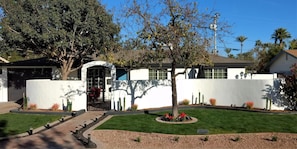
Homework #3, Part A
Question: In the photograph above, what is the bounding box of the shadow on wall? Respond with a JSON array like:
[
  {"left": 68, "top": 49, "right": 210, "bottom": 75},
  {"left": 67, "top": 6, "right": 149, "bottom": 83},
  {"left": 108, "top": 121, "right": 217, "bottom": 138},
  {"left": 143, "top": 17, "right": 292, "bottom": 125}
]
[
  {"left": 262, "top": 80, "right": 283, "bottom": 109},
  {"left": 113, "top": 80, "right": 171, "bottom": 109},
  {"left": 60, "top": 85, "right": 86, "bottom": 110}
]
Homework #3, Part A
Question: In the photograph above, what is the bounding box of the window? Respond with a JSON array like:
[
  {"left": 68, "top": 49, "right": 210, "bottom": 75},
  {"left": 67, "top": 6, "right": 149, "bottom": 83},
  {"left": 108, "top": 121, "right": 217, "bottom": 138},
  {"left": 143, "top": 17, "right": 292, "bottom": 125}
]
[
  {"left": 204, "top": 69, "right": 212, "bottom": 79},
  {"left": 149, "top": 69, "right": 167, "bottom": 80},
  {"left": 214, "top": 68, "right": 227, "bottom": 79},
  {"left": 204, "top": 68, "right": 227, "bottom": 79}
]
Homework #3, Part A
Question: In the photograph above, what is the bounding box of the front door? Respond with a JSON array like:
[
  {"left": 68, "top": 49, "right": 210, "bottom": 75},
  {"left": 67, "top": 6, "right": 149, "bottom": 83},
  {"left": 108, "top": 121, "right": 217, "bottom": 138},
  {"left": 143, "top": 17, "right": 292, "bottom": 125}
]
[{"left": 87, "top": 66, "right": 111, "bottom": 110}]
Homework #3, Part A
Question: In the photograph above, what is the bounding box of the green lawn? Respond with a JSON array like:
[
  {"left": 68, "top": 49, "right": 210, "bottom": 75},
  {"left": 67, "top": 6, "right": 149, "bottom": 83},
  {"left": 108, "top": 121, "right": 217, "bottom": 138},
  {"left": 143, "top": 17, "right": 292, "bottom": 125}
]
[
  {"left": 96, "top": 108, "right": 297, "bottom": 135},
  {"left": 0, "top": 113, "right": 61, "bottom": 137}
]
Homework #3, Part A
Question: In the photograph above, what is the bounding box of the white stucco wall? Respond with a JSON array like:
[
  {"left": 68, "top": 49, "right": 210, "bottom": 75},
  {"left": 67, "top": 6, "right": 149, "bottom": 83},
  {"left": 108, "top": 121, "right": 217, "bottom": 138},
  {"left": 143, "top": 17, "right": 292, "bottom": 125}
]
[
  {"left": 270, "top": 52, "right": 296, "bottom": 74},
  {"left": 0, "top": 67, "right": 8, "bottom": 102},
  {"left": 112, "top": 79, "right": 282, "bottom": 111},
  {"left": 130, "top": 69, "right": 149, "bottom": 80},
  {"left": 227, "top": 68, "right": 246, "bottom": 79},
  {"left": 26, "top": 79, "right": 87, "bottom": 111}
]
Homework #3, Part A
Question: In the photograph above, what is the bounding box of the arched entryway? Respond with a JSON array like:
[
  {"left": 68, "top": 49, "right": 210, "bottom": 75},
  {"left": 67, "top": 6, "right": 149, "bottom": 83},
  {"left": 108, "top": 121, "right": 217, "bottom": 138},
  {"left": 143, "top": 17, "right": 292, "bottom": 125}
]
[{"left": 81, "top": 61, "right": 116, "bottom": 111}]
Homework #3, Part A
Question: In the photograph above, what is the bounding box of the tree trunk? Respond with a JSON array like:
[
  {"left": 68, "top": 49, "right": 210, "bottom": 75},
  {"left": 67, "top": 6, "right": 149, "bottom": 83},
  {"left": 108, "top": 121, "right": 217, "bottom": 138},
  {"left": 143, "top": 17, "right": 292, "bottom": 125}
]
[
  {"left": 61, "top": 70, "right": 70, "bottom": 80},
  {"left": 171, "top": 62, "right": 178, "bottom": 118},
  {"left": 61, "top": 62, "right": 71, "bottom": 80}
]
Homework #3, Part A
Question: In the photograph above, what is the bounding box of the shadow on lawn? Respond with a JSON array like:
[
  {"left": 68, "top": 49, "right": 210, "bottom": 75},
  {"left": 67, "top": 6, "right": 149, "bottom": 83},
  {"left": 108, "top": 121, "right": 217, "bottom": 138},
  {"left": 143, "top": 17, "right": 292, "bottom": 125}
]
[
  {"left": 0, "top": 120, "right": 8, "bottom": 138},
  {"left": 0, "top": 126, "right": 81, "bottom": 149}
]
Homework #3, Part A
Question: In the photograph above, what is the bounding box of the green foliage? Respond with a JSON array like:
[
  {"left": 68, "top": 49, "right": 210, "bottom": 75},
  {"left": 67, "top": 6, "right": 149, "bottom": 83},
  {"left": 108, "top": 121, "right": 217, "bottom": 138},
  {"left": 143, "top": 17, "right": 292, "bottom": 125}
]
[
  {"left": 271, "top": 136, "right": 278, "bottom": 141},
  {"left": 0, "top": 0, "right": 120, "bottom": 79},
  {"left": 252, "top": 41, "right": 282, "bottom": 73},
  {"left": 97, "top": 108, "right": 297, "bottom": 135},
  {"left": 236, "top": 35, "right": 248, "bottom": 55},
  {"left": 289, "top": 39, "right": 297, "bottom": 49},
  {"left": 271, "top": 28, "right": 291, "bottom": 48}
]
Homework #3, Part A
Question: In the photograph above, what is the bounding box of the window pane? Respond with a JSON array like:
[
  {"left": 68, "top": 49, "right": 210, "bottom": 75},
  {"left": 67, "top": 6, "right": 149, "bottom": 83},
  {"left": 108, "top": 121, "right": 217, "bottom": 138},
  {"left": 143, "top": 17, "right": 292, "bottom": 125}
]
[
  {"left": 204, "top": 69, "right": 212, "bottom": 79},
  {"left": 214, "top": 68, "right": 227, "bottom": 79},
  {"left": 159, "top": 70, "right": 167, "bottom": 80},
  {"left": 149, "top": 69, "right": 167, "bottom": 80},
  {"left": 149, "top": 69, "right": 157, "bottom": 80}
]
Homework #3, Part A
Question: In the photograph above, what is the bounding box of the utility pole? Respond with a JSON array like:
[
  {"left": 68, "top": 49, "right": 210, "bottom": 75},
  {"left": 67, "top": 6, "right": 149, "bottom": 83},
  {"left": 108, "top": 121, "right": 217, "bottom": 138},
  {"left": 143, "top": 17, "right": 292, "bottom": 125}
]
[{"left": 209, "top": 13, "right": 220, "bottom": 55}]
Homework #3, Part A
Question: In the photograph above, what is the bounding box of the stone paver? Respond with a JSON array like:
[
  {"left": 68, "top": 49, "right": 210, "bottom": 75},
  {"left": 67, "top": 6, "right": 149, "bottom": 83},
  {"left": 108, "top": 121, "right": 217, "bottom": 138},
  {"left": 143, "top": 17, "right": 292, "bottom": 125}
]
[{"left": 0, "top": 102, "right": 105, "bottom": 149}]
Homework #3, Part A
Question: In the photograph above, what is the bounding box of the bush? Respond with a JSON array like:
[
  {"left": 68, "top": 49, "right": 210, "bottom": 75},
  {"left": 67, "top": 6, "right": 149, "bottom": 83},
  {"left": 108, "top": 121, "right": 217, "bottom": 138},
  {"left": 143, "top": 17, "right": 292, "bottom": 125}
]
[
  {"left": 51, "top": 103, "right": 59, "bottom": 111},
  {"left": 131, "top": 104, "right": 138, "bottom": 111},
  {"left": 280, "top": 64, "right": 297, "bottom": 110},
  {"left": 179, "top": 99, "right": 190, "bottom": 105},
  {"left": 246, "top": 101, "right": 254, "bottom": 109},
  {"left": 29, "top": 104, "right": 37, "bottom": 110},
  {"left": 209, "top": 98, "right": 216, "bottom": 106}
]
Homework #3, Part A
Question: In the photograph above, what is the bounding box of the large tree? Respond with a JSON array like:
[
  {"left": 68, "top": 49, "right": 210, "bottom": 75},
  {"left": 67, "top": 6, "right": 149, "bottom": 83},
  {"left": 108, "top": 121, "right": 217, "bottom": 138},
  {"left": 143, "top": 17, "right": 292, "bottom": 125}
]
[
  {"left": 123, "top": 0, "right": 229, "bottom": 118},
  {"left": 0, "top": 0, "right": 120, "bottom": 80},
  {"left": 271, "top": 27, "right": 291, "bottom": 49}
]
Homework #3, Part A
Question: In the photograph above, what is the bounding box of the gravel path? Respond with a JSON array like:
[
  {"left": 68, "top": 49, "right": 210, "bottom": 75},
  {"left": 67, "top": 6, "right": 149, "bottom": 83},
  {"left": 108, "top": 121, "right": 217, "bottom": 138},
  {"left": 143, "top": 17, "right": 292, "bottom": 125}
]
[{"left": 91, "top": 130, "right": 297, "bottom": 149}]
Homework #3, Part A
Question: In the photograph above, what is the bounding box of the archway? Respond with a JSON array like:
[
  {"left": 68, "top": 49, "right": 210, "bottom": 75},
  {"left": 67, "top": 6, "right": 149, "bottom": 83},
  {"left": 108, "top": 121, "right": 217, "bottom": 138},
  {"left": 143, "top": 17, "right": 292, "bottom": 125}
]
[{"left": 81, "top": 61, "right": 116, "bottom": 110}]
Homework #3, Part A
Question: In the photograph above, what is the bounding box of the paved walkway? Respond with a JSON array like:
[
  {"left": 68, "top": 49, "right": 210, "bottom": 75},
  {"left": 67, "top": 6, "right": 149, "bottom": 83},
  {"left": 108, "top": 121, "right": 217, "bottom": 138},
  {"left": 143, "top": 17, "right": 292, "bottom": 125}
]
[{"left": 0, "top": 102, "right": 105, "bottom": 149}]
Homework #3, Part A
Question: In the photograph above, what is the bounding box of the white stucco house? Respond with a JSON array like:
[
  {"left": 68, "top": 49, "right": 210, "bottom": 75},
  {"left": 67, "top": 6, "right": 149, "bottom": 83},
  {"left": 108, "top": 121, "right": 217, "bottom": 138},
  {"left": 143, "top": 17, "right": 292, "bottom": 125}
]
[
  {"left": 268, "top": 50, "right": 297, "bottom": 75},
  {"left": 0, "top": 54, "right": 253, "bottom": 102},
  {"left": 115, "top": 54, "right": 254, "bottom": 81},
  {"left": 0, "top": 52, "right": 273, "bottom": 110}
]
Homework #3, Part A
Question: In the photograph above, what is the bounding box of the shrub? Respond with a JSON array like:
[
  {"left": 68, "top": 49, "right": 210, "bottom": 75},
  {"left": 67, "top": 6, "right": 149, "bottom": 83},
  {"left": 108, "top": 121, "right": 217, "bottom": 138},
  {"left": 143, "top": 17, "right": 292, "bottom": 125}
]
[
  {"left": 131, "top": 104, "right": 138, "bottom": 111},
  {"left": 232, "top": 136, "right": 241, "bottom": 142},
  {"left": 51, "top": 103, "right": 59, "bottom": 111},
  {"left": 29, "top": 104, "right": 37, "bottom": 110},
  {"left": 173, "top": 136, "right": 180, "bottom": 142},
  {"left": 202, "top": 136, "right": 209, "bottom": 141},
  {"left": 134, "top": 136, "right": 141, "bottom": 142},
  {"left": 271, "top": 136, "right": 278, "bottom": 141},
  {"left": 179, "top": 99, "right": 190, "bottom": 105},
  {"left": 209, "top": 98, "right": 216, "bottom": 106},
  {"left": 280, "top": 64, "right": 297, "bottom": 110},
  {"left": 161, "top": 112, "right": 192, "bottom": 122},
  {"left": 246, "top": 101, "right": 254, "bottom": 109}
]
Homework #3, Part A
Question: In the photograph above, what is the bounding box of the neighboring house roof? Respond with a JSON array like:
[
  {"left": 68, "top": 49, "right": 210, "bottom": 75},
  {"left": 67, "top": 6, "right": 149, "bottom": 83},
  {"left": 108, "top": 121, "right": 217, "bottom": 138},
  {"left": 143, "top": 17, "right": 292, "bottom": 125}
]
[
  {"left": 267, "top": 50, "right": 297, "bottom": 68},
  {"left": 286, "top": 50, "right": 297, "bottom": 58}
]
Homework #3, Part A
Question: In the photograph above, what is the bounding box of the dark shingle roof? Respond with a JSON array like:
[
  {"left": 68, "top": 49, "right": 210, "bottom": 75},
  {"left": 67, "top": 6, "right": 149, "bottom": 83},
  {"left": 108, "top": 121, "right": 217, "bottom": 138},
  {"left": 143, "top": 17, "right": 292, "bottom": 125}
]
[
  {"left": 94, "top": 50, "right": 253, "bottom": 68},
  {"left": 1, "top": 57, "right": 59, "bottom": 66}
]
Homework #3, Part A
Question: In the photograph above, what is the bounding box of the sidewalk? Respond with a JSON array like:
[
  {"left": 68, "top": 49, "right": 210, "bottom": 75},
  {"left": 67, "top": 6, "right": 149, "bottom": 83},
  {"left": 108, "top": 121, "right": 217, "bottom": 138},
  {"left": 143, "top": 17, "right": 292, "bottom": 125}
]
[{"left": 0, "top": 102, "right": 105, "bottom": 149}]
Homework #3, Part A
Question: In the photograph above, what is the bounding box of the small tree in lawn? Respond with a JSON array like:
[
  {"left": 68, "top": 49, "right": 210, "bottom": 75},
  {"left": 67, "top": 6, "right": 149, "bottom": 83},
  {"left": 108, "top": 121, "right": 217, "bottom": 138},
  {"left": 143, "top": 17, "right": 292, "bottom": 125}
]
[
  {"left": 0, "top": 0, "right": 120, "bottom": 80},
  {"left": 124, "top": 0, "right": 229, "bottom": 118}
]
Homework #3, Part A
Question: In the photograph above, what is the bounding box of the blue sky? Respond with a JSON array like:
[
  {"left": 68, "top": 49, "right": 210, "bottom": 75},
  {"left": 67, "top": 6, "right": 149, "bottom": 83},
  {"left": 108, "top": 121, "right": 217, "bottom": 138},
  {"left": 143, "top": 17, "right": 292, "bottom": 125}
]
[{"left": 101, "top": 0, "right": 297, "bottom": 56}]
